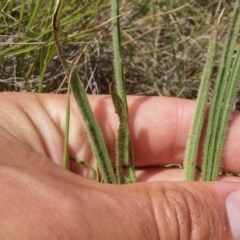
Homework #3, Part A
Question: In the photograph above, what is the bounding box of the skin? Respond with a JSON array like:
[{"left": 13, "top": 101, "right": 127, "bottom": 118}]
[{"left": 0, "top": 92, "right": 240, "bottom": 239}]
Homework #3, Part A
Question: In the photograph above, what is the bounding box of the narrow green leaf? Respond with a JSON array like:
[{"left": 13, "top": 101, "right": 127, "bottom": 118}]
[
  {"left": 111, "top": 0, "right": 126, "bottom": 106},
  {"left": 0, "top": 44, "right": 39, "bottom": 58},
  {"left": 51, "top": 0, "right": 116, "bottom": 184},
  {"left": 202, "top": 1, "right": 240, "bottom": 181},
  {"left": 62, "top": 93, "right": 70, "bottom": 169},
  {"left": 69, "top": 63, "right": 116, "bottom": 184},
  {"left": 26, "top": 0, "right": 42, "bottom": 33},
  {"left": 111, "top": 0, "right": 136, "bottom": 183},
  {"left": 184, "top": 21, "right": 218, "bottom": 181},
  {"left": 0, "top": 0, "right": 9, "bottom": 11},
  {"left": 109, "top": 83, "right": 129, "bottom": 184},
  {"left": 209, "top": 47, "right": 240, "bottom": 180}
]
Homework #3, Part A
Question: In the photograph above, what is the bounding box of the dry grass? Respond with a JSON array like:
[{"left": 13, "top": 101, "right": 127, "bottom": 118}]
[{"left": 0, "top": 0, "right": 237, "bottom": 98}]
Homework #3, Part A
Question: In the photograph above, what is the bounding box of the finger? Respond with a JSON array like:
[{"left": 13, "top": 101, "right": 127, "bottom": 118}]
[
  {"left": 129, "top": 180, "right": 239, "bottom": 240},
  {"left": 88, "top": 94, "right": 193, "bottom": 167},
  {"left": 77, "top": 179, "right": 240, "bottom": 239},
  {"left": 1, "top": 93, "right": 240, "bottom": 175},
  {"left": 1, "top": 140, "right": 238, "bottom": 240},
  {"left": 44, "top": 94, "right": 195, "bottom": 168},
  {"left": 58, "top": 179, "right": 237, "bottom": 239},
  {"left": 139, "top": 181, "right": 238, "bottom": 239},
  {"left": 0, "top": 93, "right": 65, "bottom": 164},
  {"left": 79, "top": 94, "right": 240, "bottom": 174},
  {"left": 0, "top": 115, "right": 238, "bottom": 239}
]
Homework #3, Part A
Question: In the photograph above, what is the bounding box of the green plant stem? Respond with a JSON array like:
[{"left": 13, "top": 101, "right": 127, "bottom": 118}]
[
  {"left": 208, "top": 47, "right": 240, "bottom": 180},
  {"left": 69, "top": 64, "right": 116, "bottom": 184},
  {"left": 111, "top": 0, "right": 126, "bottom": 107},
  {"left": 71, "top": 157, "right": 98, "bottom": 181},
  {"left": 202, "top": 2, "right": 240, "bottom": 181},
  {"left": 109, "top": 83, "right": 128, "bottom": 184},
  {"left": 62, "top": 93, "right": 70, "bottom": 169},
  {"left": 183, "top": 21, "right": 219, "bottom": 181},
  {"left": 52, "top": 0, "right": 116, "bottom": 184},
  {"left": 111, "top": 0, "right": 136, "bottom": 183}
]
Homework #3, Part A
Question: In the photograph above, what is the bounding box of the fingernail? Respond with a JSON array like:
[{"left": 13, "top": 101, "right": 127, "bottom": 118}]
[{"left": 226, "top": 190, "right": 240, "bottom": 240}]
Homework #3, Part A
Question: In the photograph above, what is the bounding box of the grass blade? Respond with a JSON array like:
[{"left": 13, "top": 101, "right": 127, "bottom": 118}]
[
  {"left": 111, "top": 0, "right": 126, "bottom": 106},
  {"left": 207, "top": 47, "right": 240, "bottom": 180},
  {"left": 52, "top": 0, "right": 116, "bottom": 184},
  {"left": 26, "top": 0, "right": 42, "bottom": 33},
  {"left": 62, "top": 92, "right": 70, "bottom": 169},
  {"left": 202, "top": 1, "right": 240, "bottom": 181},
  {"left": 69, "top": 64, "right": 116, "bottom": 184},
  {"left": 183, "top": 16, "right": 219, "bottom": 181},
  {"left": 109, "top": 83, "right": 129, "bottom": 184},
  {"left": 111, "top": 0, "right": 136, "bottom": 183}
]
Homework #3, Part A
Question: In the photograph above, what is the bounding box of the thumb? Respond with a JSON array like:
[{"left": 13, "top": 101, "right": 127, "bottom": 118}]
[{"left": 97, "top": 181, "right": 240, "bottom": 240}]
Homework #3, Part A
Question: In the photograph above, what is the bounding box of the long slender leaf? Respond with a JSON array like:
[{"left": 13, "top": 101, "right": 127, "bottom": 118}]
[
  {"left": 208, "top": 47, "right": 240, "bottom": 180},
  {"left": 183, "top": 19, "right": 219, "bottom": 181},
  {"left": 51, "top": 0, "right": 116, "bottom": 183},
  {"left": 202, "top": 1, "right": 240, "bottom": 181},
  {"left": 109, "top": 83, "right": 128, "bottom": 184},
  {"left": 69, "top": 63, "right": 116, "bottom": 184},
  {"left": 62, "top": 93, "right": 71, "bottom": 169},
  {"left": 111, "top": 0, "right": 136, "bottom": 183}
]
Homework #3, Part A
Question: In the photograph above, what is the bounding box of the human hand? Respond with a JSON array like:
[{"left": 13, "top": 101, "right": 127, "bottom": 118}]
[{"left": 0, "top": 92, "right": 239, "bottom": 239}]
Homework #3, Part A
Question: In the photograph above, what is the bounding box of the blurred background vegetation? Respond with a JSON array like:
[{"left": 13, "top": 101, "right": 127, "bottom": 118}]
[{"left": 0, "top": 0, "right": 238, "bottom": 99}]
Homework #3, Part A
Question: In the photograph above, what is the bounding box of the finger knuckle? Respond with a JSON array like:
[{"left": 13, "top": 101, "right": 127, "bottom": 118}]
[{"left": 148, "top": 183, "right": 224, "bottom": 240}]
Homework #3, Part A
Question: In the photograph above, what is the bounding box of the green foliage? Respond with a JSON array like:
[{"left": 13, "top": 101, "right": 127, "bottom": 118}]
[
  {"left": 110, "top": 0, "right": 136, "bottom": 183},
  {"left": 183, "top": 17, "right": 219, "bottom": 181},
  {"left": 203, "top": 1, "right": 240, "bottom": 181},
  {"left": 184, "top": 1, "right": 240, "bottom": 181},
  {"left": 0, "top": 0, "right": 109, "bottom": 92},
  {"left": 202, "top": 1, "right": 240, "bottom": 181},
  {"left": 51, "top": 0, "right": 117, "bottom": 183},
  {"left": 68, "top": 62, "right": 117, "bottom": 184},
  {"left": 1, "top": 1, "right": 236, "bottom": 95}
]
